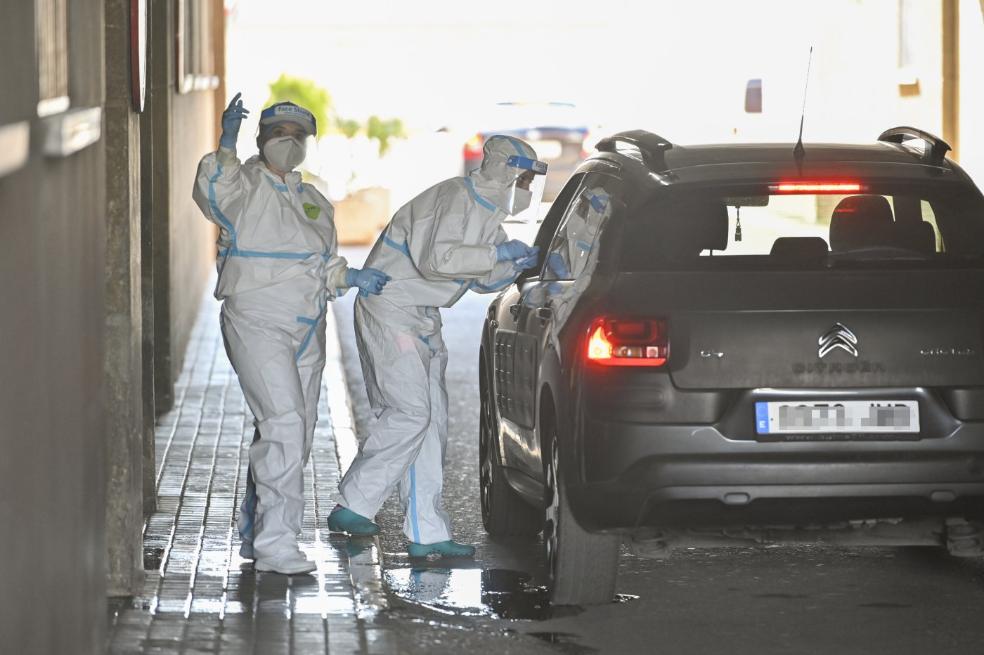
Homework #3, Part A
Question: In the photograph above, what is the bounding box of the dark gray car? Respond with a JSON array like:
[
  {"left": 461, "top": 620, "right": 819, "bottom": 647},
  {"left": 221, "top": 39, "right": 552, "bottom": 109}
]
[{"left": 479, "top": 128, "right": 984, "bottom": 605}]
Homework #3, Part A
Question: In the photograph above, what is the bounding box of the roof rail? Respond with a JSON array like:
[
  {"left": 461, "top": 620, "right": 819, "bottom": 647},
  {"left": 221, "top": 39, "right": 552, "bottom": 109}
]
[
  {"left": 877, "top": 126, "right": 951, "bottom": 164},
  {"left": 595, "top": 130, "right": 673, "bottom": 171}
]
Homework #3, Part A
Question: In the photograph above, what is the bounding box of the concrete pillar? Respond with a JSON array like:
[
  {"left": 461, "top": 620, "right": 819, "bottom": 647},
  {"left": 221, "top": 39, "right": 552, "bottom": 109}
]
[
  {"left": 942, "top": 0, "right": 960, "bottom": 158},
  {"left": 103, "top": 0, "right": 146, "bottom": 596}
]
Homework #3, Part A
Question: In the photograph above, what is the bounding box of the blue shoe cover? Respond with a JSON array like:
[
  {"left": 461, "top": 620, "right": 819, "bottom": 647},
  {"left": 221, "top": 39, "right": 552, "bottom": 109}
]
[
  {"left": 407, "top": 540, "right": 476, "bottom": 558},
  {"left": 326, "top": 505, "right": 380, "bottom": 536}
]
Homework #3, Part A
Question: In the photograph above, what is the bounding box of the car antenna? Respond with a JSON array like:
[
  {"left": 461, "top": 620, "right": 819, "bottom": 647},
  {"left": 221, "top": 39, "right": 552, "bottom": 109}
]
[{"left": 793, "top": 46, "right": 813, "bottom": 172}]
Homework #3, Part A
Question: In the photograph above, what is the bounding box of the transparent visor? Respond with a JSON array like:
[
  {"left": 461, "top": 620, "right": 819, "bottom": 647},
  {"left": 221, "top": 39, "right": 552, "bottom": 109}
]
[{"left": 502, "top": 156, "right": 548, "bottom": 223}]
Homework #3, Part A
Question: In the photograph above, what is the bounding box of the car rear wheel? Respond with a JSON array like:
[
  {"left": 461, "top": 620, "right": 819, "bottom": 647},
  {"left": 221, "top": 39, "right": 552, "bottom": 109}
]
[
  {"left": 544, "top": 418, "right": 619, "bottom": 605},
  {"left": 479, "top": 359, "right": 540, "bottom": 537}
]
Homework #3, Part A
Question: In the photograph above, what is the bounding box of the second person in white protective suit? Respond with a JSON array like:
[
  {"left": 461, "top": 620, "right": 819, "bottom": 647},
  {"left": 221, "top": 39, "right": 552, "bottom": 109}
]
[
  {"left": 193, "top": 94, "right": 389, "bottom": 575},
  {"left": 327, "top": 135, "right": 547, "bottom": 558}
]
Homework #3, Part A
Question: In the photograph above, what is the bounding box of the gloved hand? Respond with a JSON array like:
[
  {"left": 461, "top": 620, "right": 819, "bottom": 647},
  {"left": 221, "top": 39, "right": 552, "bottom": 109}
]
[
  {"left": 219, "top": 92, "right": 249, "bottom": 150},
  {"left": 345, "top": 267, "right": 390, "bottom": 297},
  {"left": 546, "top": 251, "right": 571, "bottom": 278},
  {"left": 513, "top": 246, "right": 541, "bottom": 270},
  {"left": 496, "top": 239, "right": 535, "bottom": 262}
]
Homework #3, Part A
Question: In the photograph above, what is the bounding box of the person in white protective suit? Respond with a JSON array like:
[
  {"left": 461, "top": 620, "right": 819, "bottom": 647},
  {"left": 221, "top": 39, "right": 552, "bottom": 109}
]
[
  {"left": 327, "top": 135, "right": 547, "bottom": 558},
  {"left": 193, "top": 94, "right": 389, "bottom": 574}
]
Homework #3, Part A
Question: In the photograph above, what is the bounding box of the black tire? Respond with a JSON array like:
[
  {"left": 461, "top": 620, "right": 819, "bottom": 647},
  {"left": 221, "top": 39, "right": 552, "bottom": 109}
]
[
  {"left": 479, "top": 357, "right": 541, "bottom": 537},
  {"left": 544, "top": 416, "right": 620, "bottom": 605}
]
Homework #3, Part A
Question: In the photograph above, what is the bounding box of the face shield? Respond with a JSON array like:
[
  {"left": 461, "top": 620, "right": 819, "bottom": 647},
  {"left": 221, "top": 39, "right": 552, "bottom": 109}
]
[
  {"left": 257, "top": 102, "right": 318, "bottom": 174},
  {"left": 502, "top": 154, "right": 548, "bottom": 223}
]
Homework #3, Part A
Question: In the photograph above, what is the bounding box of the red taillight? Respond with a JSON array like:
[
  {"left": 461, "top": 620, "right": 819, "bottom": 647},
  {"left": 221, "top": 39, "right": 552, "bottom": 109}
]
[
  {"left": 586, "top": 318, "right": 668, "bottom": 367},
  {"left": 463, "top": 134, "right": 484, "bottom": 161},
  {"left": 768, "top": 182, "right": 863, "bottom": 194}
]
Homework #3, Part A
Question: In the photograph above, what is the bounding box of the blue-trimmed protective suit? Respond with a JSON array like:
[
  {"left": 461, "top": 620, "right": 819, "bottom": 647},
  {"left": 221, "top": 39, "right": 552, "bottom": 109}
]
[
  {"left": 193, "top": 147, "right": 350, "bottom": 567},
  {"left": 338, "top": 135, "right": 542, "bottom": 545}
]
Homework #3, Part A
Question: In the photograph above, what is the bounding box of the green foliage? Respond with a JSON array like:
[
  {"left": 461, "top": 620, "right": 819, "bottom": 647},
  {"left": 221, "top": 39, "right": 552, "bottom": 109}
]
[
  {"left": 335, "top": 117, "right": 361, "bottom": 139},
  {"left": 264, "top": 73, "right": 407, "bottom": 154},
  {"left": 366, "top": 115, "right": 406, "bottom": 155},
  {"left": 265, "top": 74, "right": 331, "bottom": 137}
]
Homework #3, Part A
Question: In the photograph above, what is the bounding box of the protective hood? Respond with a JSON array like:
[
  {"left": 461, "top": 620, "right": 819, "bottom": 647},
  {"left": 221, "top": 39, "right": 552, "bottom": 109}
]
[{"left": 469, "top": 135, "right": 546, "bottom": 214}]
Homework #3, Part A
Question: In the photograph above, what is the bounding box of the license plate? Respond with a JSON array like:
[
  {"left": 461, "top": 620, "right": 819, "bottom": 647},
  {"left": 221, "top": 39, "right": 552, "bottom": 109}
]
[
  {"left": 529, "top": 139, "right": 563, "bottom": 159},
  {"left": 755, "top": 400, "right": 919, "bottom": 434}
]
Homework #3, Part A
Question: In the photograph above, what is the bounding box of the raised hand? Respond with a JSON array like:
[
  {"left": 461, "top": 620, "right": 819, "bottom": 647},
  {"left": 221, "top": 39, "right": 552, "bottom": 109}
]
[{"left": 219, "top": 92, "right": 249, "bottom": 149}]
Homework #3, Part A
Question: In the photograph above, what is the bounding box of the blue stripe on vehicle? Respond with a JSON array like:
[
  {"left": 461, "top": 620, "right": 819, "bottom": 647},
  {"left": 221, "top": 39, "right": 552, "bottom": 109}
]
[
  {"left": 462, "top": 177, "right": 497, "bottom": 212},
  {"left": 409, "top": 464, "right": 421, "bottom": 543},
  {"left": 383, "top": 235, "right": 412, "bottom": 257}
]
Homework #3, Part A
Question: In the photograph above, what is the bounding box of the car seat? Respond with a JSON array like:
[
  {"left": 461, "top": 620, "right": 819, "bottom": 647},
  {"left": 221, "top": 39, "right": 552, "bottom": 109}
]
[{"left": 829, "top": 195, "right": 895, "bottom": 251}]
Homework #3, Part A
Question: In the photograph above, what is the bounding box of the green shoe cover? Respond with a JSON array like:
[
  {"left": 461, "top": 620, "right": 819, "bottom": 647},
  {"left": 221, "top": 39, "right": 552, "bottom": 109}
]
[
  {"left": 408, "top": 540, "right": 476, "bottom": 558},
  {"left": 326, "top": 505, "right": 380, "bottom": 536}
]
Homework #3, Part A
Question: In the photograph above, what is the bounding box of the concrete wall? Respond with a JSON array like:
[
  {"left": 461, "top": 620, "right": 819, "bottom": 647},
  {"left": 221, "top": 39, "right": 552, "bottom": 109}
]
[
  {"left": 169, "top": 91, "right": 217, "bottom": 389},
  {"left": 147, "top": 0, "right": 217, "bottom": 416},
  {"left": 958, "top": 0, "right": 984, "bottom": 182},
  {"left": 0, "top": 0, "right": 107, "bottom": 652},
  {"left": 104, "top": 0, "right": 146, "bottom": 596}
]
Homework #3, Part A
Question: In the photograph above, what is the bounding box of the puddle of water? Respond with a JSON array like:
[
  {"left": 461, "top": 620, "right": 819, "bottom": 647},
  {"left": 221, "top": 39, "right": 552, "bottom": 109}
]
[{"left": 385, "top": 567, "right": 637, "bottom": 620}]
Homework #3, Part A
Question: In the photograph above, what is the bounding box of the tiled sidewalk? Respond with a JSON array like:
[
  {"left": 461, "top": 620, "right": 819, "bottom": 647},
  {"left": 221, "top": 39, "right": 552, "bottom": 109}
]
[{"left": 108, "top": 294, "right": 391, "bottom": 654}]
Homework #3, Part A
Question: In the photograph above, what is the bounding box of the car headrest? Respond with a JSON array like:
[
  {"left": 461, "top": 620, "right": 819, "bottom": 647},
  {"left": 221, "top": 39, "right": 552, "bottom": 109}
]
[
  {"left": 829, "top": 195, "right": 894, "bottom": 251},
  {"left": 676, "top": 199, "right": 728, "bottom": 252},
  {"left": 895, "top": 221, "right": 936, "bottom": 254},
  {"left": 770, "top": 236, "right": 829, "bottom": 260}
]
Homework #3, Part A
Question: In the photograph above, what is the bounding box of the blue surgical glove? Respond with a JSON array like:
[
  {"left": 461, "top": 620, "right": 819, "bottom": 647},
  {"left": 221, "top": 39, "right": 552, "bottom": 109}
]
[
  {"left": 496, "top": 239, "right": 533, "bottom": 262},
  {"left": 513, "top": 246, "right": 541, "bottom": 270},
  {"left": 219, "top": 92, "right": 249, "bottom": 150},
  {"left": 345, "top": 267, "right": 390, "bottom": 297},
  {"left": 546, "top": 251, "right": 571, "bottom": 278}
]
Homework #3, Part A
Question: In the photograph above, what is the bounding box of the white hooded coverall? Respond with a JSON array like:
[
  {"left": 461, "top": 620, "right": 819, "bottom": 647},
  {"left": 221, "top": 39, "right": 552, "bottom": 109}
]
[
  {"left": 338, "top": 136, "right": 539, "bottom": 544},
  {"left": 193, "top": 148, "right": 349, "bottom": 561}
]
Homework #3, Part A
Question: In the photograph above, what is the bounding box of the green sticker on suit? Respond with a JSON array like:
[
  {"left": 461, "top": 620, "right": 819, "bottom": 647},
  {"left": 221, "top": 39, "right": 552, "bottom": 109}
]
[{"left": 303, "top": 202, "right": 321, "bottom": 220}]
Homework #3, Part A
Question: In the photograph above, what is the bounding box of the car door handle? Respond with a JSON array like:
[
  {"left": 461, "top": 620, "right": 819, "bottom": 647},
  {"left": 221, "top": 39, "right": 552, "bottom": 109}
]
[
  {"left": 536, "top": 307, "right": 553, "bottom": 323},
  {"left": 509, "top": 303, "right": 521, "bottom": 319}
]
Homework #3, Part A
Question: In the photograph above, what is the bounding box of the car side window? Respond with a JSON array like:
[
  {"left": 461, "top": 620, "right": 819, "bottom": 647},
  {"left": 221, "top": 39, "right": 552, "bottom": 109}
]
[{"left": 542, "top": 175, "right": 617, "bottom": 281}]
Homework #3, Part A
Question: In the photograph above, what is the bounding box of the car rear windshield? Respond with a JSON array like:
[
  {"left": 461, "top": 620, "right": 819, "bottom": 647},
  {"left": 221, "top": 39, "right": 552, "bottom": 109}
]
[{"left": 619, "top": 182, "right": 984, "bottom": 270}]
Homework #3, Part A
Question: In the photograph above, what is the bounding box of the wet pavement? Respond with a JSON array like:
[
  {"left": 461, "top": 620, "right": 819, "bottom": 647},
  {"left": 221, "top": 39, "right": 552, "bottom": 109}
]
[
  {"left": 107, "top": 294, "right": 392, "bottom": 654},
  {"left": 107, "top": 251, "right": 984, "bottom": 654},
  {"left": 333, "top": 242, "right": 984, "bottom": 655}
]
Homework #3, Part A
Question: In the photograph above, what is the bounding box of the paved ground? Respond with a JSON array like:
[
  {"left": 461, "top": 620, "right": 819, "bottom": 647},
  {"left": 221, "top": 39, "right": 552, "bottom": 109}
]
[
  {"left": 333, "top": 244, "right": 984, "bottom": 655},
  {"left": 106, "top": 294, "right": 393, "bottom": 655},
  {"left": 105, "top": 246, "right": 984, "bottom": 654}
]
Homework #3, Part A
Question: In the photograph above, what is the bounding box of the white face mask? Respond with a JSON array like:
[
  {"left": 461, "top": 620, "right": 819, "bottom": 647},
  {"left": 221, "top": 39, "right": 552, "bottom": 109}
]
[
  {"left": 263, "top": 136, "right": 306, "bottom": 172},
  {"left": 508, "top": 187, "right": 533, "bottom": 215}
]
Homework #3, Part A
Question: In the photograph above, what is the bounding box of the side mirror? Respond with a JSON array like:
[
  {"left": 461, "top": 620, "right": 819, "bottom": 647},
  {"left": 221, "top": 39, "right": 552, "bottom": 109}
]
[{"left": 744, "top": 79, "right": 763, "bottom": 114}]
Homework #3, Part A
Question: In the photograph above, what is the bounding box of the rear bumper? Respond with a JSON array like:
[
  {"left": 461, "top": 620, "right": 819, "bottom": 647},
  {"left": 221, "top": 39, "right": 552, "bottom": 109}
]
[{"left": 569, "top": 421, "right": 984, "bottom": 531}]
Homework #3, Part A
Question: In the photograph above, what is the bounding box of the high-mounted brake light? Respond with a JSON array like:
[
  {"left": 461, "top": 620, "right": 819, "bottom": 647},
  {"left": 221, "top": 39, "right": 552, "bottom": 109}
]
[
  {"left": 769, "top": 182, "right": 863, "bottom": 194},
  {"left": 586, "top": 318, "right": 668, "bottom": 367}
]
